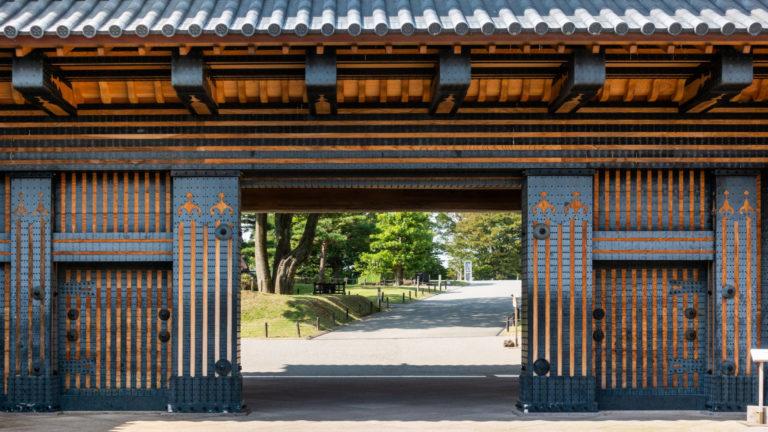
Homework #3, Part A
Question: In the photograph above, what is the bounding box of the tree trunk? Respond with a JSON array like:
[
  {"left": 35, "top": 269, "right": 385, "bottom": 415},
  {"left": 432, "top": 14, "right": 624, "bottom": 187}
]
[
  {"left": 273, "top": 214, "right": 320, "bottom": 294},
  {"left": 271, "top": 213, "right": 293, "bottom": 284},
  {"left": 394, "top": 264, "right": 404, "bottom": 286},
  {"left": 253, "top": 213, "right": 273, "bottom": 293},
  {"left": 317, "top": 239, "right": 329, "bottom": 282}
]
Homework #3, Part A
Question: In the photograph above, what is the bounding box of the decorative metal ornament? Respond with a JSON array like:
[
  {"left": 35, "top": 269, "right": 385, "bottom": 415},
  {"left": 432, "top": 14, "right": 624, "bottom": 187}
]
[
  {"left": 593, "top": 329, "right": 604, "bottom": 342},
  {"left": 532, "top": 223, "right": 550, "bottom": 240},
  {"left": 214, "top": 224, "right": 233, "bottom": 241},
  {"left": 533, "top": 358, "right": 550, "bottom": 376},
  {"left": 215, "top": 359, "right": 232, "bottom": 377},
  {"left": 592, "top": 308, "right": 605, "bottom": 320}
]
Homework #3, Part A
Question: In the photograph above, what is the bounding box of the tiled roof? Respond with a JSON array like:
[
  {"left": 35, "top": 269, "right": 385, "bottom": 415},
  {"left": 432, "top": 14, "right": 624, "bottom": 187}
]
[{"left": 0, "top": 0, "right": 767, "bottom": 40}]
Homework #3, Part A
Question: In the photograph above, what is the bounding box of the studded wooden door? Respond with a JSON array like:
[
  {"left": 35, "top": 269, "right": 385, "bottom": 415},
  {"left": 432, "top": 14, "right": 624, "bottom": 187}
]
[
  {"left": 593, "top": 263, "right": 708, "bottom": 409},
  {"left": 57, "top": 265, "right": 172, "bottom": 410}
]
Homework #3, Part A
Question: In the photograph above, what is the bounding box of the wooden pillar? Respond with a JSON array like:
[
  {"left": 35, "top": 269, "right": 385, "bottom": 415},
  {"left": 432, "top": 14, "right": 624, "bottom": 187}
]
[
  {"left": 711, "top": 173, "right": 761, "bottom": 410},
  {"left": 519, "top": 171, "right": 596, "bottom": 412},
  {"left": 4, "top": 175, "right": 55, "bottom": 410},
  {"left": 170, "top": 172, "right": 241, "bottom": 412}
]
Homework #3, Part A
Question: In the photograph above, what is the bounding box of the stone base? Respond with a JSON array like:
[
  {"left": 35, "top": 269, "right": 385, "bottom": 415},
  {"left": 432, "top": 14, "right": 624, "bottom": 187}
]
[{"left": 747, "top": 405, "right": 765, "bottom": 425}]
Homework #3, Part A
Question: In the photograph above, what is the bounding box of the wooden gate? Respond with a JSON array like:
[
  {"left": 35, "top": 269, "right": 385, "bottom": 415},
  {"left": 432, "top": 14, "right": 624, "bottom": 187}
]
[
  {"left": 593, "top": 263, "right": 708, "bottom": 409},
  {"left": 57, "top": 265, "right": 172, "bottom": 410}
]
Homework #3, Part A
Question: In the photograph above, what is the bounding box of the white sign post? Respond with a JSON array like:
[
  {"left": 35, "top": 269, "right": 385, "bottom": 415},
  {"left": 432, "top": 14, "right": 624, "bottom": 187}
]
[
  {"left": 463, "top": 261, "right": 473, "bottom": 282},
  {"left": 749, "top": 348, "right": 768, "bottom": 424}
]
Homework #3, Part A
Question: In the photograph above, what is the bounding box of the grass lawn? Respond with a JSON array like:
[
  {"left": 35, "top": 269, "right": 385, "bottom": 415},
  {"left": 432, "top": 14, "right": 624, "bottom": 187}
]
[{"left": 241, "top": 282, "right": 447, "bottom": 338}]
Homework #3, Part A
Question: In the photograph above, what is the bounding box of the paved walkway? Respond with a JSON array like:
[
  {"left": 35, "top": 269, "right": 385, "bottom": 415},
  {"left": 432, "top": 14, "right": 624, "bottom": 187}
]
[{"left": 241, "top": 280, "right": 520, "bottom": 376}]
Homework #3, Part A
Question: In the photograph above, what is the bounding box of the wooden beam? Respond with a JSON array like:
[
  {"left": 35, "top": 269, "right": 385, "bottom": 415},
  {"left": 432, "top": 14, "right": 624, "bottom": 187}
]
[
  {"left": 171, "top": 48, "right": 217, "bottom": 116},
  {"left": 429, "top": 49, "right": 471, "bottom": 115},
  {"left": 242, "top": 188, "right": 521, "bottom": 212},
  {"left": 549, "top": 49, "right": 605, "bottom": 114},
  {"left": 680, "top": 47, "right": 753, "bottom": 113},
  {"left": 305, "top": 48, "right": 337, "bottom": 116},
  {"left": 12, "top": 52, "right": 77, "bottom": 116}
]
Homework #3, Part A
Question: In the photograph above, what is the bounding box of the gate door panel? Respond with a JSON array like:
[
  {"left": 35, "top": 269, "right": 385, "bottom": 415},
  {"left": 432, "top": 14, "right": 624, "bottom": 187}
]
[
  {"left": 593, "top": 263, "right": 707, "bottom": 409},
  {"left": 57, "top": 265, "right": 172, "bottom": 410}
]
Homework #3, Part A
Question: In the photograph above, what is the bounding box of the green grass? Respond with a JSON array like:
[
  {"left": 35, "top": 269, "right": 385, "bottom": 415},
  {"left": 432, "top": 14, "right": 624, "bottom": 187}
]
[{"left": 240, "top": 283, "right": 446, "bottom": 338}]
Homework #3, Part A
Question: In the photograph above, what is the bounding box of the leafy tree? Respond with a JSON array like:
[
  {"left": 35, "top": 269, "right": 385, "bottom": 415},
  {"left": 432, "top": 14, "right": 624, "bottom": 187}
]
[
  {"left": 298, "top": 213, "right": 377, "bottom": 281},
  {"left": 358, "top": 212, "right": 441, "bottom": 285},
  {"left": 444, "top": 212, "right": 522, "bottom": 280}
]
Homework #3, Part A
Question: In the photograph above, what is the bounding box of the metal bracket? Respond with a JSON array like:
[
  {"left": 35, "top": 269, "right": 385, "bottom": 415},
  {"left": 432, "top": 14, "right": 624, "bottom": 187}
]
[
  {"left": 429, "top": 49, "right": 471, "bottom": 116},
  {"left": 305, "top": 48, "right": 337, "bottom": 116},
  {"left": 549, "top": 49, "right": 605, "bottom": 114},
  {"left": 172, "top": 48, "right": 218, "bottom": 116},
  {"left": 680, "top": 47, "right": 753, "bottom": 113},
  {"left": 12, "top": 52, "right": 77, "bottom": 116}
]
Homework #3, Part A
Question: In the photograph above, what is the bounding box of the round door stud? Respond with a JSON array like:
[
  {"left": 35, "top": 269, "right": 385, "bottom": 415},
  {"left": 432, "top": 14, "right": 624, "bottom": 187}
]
[
  {"left": 158, "top": 308, "right": 171, "bottom": 321},
  {"left": 214, "top": 224, "right": 233, "bottom": 241},
  {"left": 592, "top": 308, "right": 605, "bottom": 321},
  {"left": 593, "top": 329, "right": 605, "bottom": 342},
  {"left": 215, "top": 359, "right": 232, "bottom": 377},
  {"left": 158, "top": 330, "right": 171, "bottom": 343},
  {"left": 66, "top": 330, "right": 78, "bottom": 342},
  {"left": 684, "top": 307, "right": 697, "bottom": 320},
  {"left": 32, "top": 362, "right": 42, "bottom": 376},
  {"left": 685, "top": 329, "right": 697, "bottom": 341},
  {"left": 67, "top": 309, "right": 79, "bottom": 321},
  {"left": 32, "top": 287, "right": 43, "bottom": 301},
  {"left": 533, "top": 358, "right": 550, "bottom": 376},
  {"left": 722, "top": 361, "right": 735, "bottom": 375},
  {"left": 723, "top": 285, "right": 735, "bottom": 299},
  {"left": 532, "top": 223, "right": 550, "bottom": 240}
]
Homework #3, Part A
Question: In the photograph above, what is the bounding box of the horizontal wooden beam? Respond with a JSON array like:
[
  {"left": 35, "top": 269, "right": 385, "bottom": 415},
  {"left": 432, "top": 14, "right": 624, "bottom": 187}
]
[
  {"left": 243, "top": 188, "right": 521, "bottom": 212},
  {"left": 51, "top": 233, "right": 172, "bottom": 262},
  {"left": 429, "top": 49, "right": 471, "bottom": 115},
  {"left": 171, "top": 48, "right": 218, "bottom": 115},
  {"left": 12, "top": 52, "right": 77, "bottom": 116},
  {"left": 549, "top": 49, "right": 605, "bottom": 114},
  {"left": 680, "top": 47, "right": 753, "bottom": 113}
]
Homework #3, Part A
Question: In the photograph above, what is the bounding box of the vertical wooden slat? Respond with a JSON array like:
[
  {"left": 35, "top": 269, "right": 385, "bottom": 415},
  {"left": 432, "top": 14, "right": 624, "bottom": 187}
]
[
  {"left": 146, "top": 270, "right": 151, "bottom": 388},
  {"left": 64, "top": 270, "right": 71, "bottom": 388},
  {"left": 631, "top": 268, "right": 637, "bottom": 388},
  {"left": 671, "top": 268, "right": 679, "bottom": 388},
  {"left": 133, "top": 172, "right": 140, "bottom": 232},
  {"left": 85, "top": 271, "right": 92, "bottom": 388},
  {"left": 137, "top": 270, "right": 143, "bottom": 388},
  {"left": 154, "top": 173, "right": 161, "bottom": 233},
  {"left": 122, "top": 173, "right": 129, "bottom": 234},
  {"left": 601, "top": 268, "right": 607, "bottom": 388},
  {"left": 4, "top": 264, "right": 10, "bottom": 393},
  {"left": 203, "top": 226, "right": 209, "bottom": 376},
  {"left": 581, "top": 219, "right": 588, "bottom": 377},
  {"left": 758, "top": 175, "right": 763, "bottom": 348},
  {"left": 74, "top": 270, "right": 81, "bottom": 388},
  {"left": 59, "top": 174, "right": 66, "bottom": 232},
  {"left": 227, "top": 231, "right": 234, "bottom": 364},
  {"left": 26, "top": 229, "right": 33, "bottom": 376},
  {"left": 657, "top": 170, "right": 663, "bottom": 230},
  {"left": 81, "top": 173, "right": 87, "bottom": 233},
  {"left": 604, "top": 170, "right": 610, "bottom": 229},
  {"left": 190, "top": 220, "right": 197, "bottom": 377},
  {"left": 734, "top": 220, "right": 740, "bottom": 376},
  {"left": 620, "top": 268, "right": 627, "bottom": 388},
  {"left": 127, "top": 270, "right": 133, "bottom": 388},
  {"left": 39, "top": 220, "right": 46, "bottom": 367},
  {"left": 568, "top": 220, "right": 575, "bottom": 376},
  {"left": 594, "top": 173, "right": 599, "bottom": 229},
  {"left": 115, "top": 270, "right": 122, "bottom": 388},
  {"left": 651, "top": 268, "right": 658, "bottom": 388},
  {"left": 215, "top": 226, "right": 221, "bottom": 367},
  {"left": 92, "top": 172, "right": 98, "bottom": 232},
  {"left": 165, "top": 173, "right": 171, "bottom": 231},
  {"left": 641, "top": 268, "right": 648, "bottom": 388},
  {"left": 155, "top": 270, "right": 162, "bottom": 388},
  {"left": 611, "top": 268, "right": 617, "bottom": 388},
  {"left": 746, "top": 214, "right": 753, "bottom": 375},
  {"left": 166, "top": 269, "right": 172, "bottom": 384},
  {"left": 615, "top": 170, "right": 621, "bottom": 230},
  {"left": 178, "top": 223, "right": 184, "bottom": 376},
  {"left": 699, "top": 171, "right": 706, "bottom": 230},
  {"left": 532, "top": 237, "right": 538, "bottom": 363},
  {"left": 662, "top": 268, "right": 668, "bottom": 386},
  {"left": 71, "top": 173, "right": 77, "bottom": 233},
  {"left": 688, "top": 170, "right": 695, "bottom": 229},
  {"left": 545, "top": 220, "right": 551, "bottom": 371},
  {"left": 636, "top": 169, "right": 642, "bottom": 229},
  {"left": 104, "top": 270, "right": 110, "bottom": 389},
  {"left": 102, "top": 173, "right": 108, "bottom": 233},
  {"left": 144, "top": 172, "right": 150, "bottom": 233},
  {"left": 112, "top": 173, "right": 118, "bottom": 233},
  {"left": 557, "top": 224, "right": 563, "bottom": 376},
  {"left": 667, "top": 170, "right": 674, "bottom": 230},
  {"left": 677, "top": 170, "right": 683, "bottom": 229},
  {"left": 647, "top": 170, "right": 653, "bottom": 230},
  {"left": 625, "top": 171, "right": 631, "bottom": 229}
]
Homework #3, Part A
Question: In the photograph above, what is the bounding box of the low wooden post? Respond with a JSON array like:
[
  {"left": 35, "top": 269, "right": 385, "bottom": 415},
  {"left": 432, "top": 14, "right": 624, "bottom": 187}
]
[
  {"left": 438, "top": 274, "right": 442, "bottom": 291},
  {"left": 370, "top": 300, "right": 374, "bottom": 314},
  {"left": 345, "top": 307, "right": 349, "bottom": 321},
  {"left": 296, "top": 321, "right": 301, "bottom": 338},
  {"left": 265, "top": 322, "right": 269, "bottom": 338},
  {"left": 316, "top": 316, "right": 320, "bottom": 330},
  {"left": 409, "top": 291, "right": 412, "bottom": 301},
  {"left": 506, "top": 315, "right": 510, "bottom": 333},
  {"left": 402, "top": 292, "right": 405, "bottom": 303},
  {"left": 386, "top": 297, "right": 390, "bottom": 309}
]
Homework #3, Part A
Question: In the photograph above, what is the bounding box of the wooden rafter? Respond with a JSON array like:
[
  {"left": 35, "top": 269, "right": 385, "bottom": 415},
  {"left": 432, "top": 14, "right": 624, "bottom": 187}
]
[
  {"left": 171, "top": 48, "right": 217, "bottom": 115},
  {"left": 429, "top": 49, "right": 471, "bottom": 115},
  {"left": 305, "top": 48, "right": 337, "bottom": 116}
]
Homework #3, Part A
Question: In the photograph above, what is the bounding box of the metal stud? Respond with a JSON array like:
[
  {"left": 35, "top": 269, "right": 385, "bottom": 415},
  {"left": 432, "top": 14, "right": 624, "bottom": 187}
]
[
  {"left": 66, "top": 330, "right": 78, "bottom": 342},
  {"left": 532, "top": 223, "right": 550, "bottom": 240},
  {"left": 722, "top": 361, "right": 735, "bottom": 375},
  {"left": 533, "top": 358, "right": 550, "bottom": 376},
  {"left": 159, "top": 330, "right": 171, "bottom": 343},
  {"left": 32, "top": 287, "right": 43, "bottom": 301},
  {"left": 67, "top": 309, "right": 79, "bottom": 320},
  {"left": 215, "top": 359, "right": 232, "bottom": 377},
  {"left": 214, "top": 224, "right": 233, "bottom": 241},
  {"left": 592, "top": 308, "right": 605, "bottom": 320},
  {"left": 723, "top": 285, "right": 735, "bottom": 299},
  {"left": 158, "top": 308, "right": 171, "bottom": 321},
  {"left": 592, "top": 329, "right": 604, "bottom": 342},
  {"left": 684, "top": 307, "right": 697, "bottom": 319},
  {"left": 685, "top": 329, "right": 697, "bottom": 341}
]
